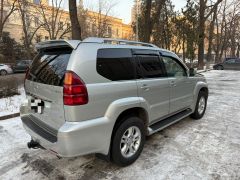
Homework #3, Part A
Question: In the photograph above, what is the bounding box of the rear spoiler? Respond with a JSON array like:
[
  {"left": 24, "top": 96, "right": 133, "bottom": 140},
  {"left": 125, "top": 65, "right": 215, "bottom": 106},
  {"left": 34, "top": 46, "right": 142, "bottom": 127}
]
[{"left": 35, "top": 40, "right": 81, "bottom": 51}]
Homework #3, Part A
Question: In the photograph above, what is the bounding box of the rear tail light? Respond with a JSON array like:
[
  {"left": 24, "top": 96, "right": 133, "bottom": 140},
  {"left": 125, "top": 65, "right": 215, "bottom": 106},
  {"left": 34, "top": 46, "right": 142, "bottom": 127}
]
[{"left": 63, "top": 71, "right": 88, "bottom": 106}]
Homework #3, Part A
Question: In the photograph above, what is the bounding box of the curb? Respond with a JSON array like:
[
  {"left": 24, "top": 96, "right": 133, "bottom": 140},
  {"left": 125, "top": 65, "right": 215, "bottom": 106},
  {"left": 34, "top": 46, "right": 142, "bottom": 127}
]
[{"left": 0, "top": 113, "right": 20, "bottom": 121}]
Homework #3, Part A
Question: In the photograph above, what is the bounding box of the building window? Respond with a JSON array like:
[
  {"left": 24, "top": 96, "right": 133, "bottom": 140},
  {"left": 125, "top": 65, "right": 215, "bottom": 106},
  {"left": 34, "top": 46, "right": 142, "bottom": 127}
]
[
  {"left": 92, "top": 24, "right": 97, "bottom": 34},
  {"left": 45, "top": 36, "right": 49, "bottom": 40},
  {"left": 107, "top": 26, "right": 112, "bottom": 37},
  {"left": 25, "top": 15, "right": 31, "bottom": 27},
  {"left": 67, "top": 23, "right": 70, "bottom": 29},
  {"left": 3, "top": 11, "right": 8, "bottom": 22},
  {"left": 33, "top": 0, "right": 40, "bottom": 5},
  {"left": 116, "top": 28, "right": 119, "bottom": 37},
  {"left": 34, "top": 17, "right": 39, "bottom": 27},
  {"left": 36, "top": 35, "right": 42, "bottom": 43},
  {"left": 59, "top": 21, "right": 63, "bottom": 30}
]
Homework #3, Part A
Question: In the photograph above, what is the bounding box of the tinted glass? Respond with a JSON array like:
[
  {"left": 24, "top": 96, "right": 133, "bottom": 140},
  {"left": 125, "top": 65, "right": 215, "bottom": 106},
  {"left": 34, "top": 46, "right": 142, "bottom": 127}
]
[
  {"left": 28, "top": 47, "right": 72, "bottom": 86},
  {"left": 225, "top": 59, "right": 236, "bottom": 64},
  {"left": 162, "top": 56, "right": 186, "bottom": 77},
  {"left": 17, "top": 61, "right": 25, "bottom": 66},
  {"left": 97, "top": 49, "right": 134, "bottom": 81},
  {"left": 137, "top": 55, "right": 164, "bottom": 78}
]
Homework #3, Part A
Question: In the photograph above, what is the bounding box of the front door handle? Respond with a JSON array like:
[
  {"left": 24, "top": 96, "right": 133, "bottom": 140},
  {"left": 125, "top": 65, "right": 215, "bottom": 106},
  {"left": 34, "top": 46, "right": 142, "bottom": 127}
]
[{"left": 170, "top": 81, "right": 177, "bottom": 87}]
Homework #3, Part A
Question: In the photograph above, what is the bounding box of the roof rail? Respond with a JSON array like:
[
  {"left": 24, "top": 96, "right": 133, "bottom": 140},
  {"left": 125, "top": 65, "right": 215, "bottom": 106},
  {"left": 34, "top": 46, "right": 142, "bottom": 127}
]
[{"left": 83, "top": 37, "right": 158, "bottom": 48}]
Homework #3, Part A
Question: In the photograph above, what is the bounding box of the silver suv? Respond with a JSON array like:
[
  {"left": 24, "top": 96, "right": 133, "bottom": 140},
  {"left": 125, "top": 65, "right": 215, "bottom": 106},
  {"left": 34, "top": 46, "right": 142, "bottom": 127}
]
[{"left": 20, "top": 38, "right": 208, "bottom": 166}]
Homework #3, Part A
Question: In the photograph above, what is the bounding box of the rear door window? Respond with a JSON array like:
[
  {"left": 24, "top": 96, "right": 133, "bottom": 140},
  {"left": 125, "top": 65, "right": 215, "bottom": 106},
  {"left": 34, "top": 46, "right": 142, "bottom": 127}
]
[
  {"left": 97, "top": 48, "right": 135, "bottom": 81},
  {"left": 136, "top": 54, "right": 165, "bottom": 79},
  {"left": 28, "top": 47, "right": 72, "bottom": 86}
]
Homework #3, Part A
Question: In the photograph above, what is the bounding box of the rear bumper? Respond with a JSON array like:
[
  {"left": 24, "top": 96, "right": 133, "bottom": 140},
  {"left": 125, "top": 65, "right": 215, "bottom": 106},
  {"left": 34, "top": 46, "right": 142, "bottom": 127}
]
[{"left": 20, "top": 104, "right": 113, "bottom": 157}]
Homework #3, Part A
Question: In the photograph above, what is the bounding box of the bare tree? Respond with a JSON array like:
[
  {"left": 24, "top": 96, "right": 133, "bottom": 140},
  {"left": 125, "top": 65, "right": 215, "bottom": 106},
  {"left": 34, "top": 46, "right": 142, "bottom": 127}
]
[
  {"left": 206, "top": 6, "right": 218, "bottom": 63},
  {"left": 213, "top": 0, "right": 240, "bottom": 62},
  {"left": 17, "top": 0, "right": 43, "bottom": 58},
  {"left": 197, "top": 0, "right": 223, "bottom": 69},
  {"left": 77, "top": 1, "right": 88, "bottom": 39},
  {"left": 69, "top": 0, "right": 81, "bottom": 40},
  {"left": 138, "top": 0, "right": 169, "bottom": 44},
  {"left": 86, "top": 0, "right": 118, "bottom": 38},
  {"left": 36, "top": 0, "right": 71, "bottom": 40},
  {"left": 141, "top": 0, "right": 152, "bottom": 43},
  {"left": 0, "top": 0, "right": 17, "bottom": 40}
]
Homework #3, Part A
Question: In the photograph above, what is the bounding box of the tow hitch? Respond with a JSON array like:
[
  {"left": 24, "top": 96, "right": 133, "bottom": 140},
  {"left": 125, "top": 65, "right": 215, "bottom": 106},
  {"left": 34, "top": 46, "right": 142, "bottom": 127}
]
[{"left": 27, "top": 140, "right": 44, "bottom": 149}]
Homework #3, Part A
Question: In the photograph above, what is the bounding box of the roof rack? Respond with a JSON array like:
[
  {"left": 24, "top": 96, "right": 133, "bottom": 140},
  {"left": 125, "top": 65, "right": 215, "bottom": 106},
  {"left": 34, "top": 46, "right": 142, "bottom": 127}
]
[{"left": 83, "top": 37, "right": 158, "bottom": 48}]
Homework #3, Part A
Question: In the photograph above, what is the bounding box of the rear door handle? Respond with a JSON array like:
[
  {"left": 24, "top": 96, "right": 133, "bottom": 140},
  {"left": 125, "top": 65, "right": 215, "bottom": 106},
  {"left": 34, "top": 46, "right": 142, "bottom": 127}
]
[{"left": 140, "top": 84, "right": 150, "bottom": 91}]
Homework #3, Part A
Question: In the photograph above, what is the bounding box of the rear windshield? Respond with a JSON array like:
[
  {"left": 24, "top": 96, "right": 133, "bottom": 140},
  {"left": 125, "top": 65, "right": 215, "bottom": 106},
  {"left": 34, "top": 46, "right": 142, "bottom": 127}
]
[{"left": 27, "top": 47, "right": 72, "bottom": 86}]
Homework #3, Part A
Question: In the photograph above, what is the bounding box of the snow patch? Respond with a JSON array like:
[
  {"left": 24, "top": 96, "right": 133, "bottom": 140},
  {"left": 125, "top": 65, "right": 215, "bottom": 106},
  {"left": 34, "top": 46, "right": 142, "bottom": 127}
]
[{"left": 0, "top": 87, "right": 26, "bottom": 117}]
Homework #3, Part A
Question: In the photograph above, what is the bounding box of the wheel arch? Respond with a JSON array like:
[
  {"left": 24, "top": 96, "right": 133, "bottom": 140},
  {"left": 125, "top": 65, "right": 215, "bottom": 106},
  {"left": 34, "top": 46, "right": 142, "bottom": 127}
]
[
  {"left": 112, "top": 107, "right": 149, "bottom": 133},
  {"left": 192, "top": 82, "right": 208, "bottom": 110},
  {"left": 106, "top": 106, "right": 149, "bottom": 160},
  {"left": 199, "top": 87, "right": 209, "bottom": 97}
]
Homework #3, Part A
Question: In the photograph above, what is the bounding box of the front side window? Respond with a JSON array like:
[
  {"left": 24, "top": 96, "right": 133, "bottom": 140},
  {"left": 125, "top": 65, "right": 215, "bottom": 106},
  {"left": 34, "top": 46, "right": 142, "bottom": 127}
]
[
  {"left": 137, "top": 55, "right": 165, "bottom": 78},
  {"left": 162, "top": 56, "right": 187, "bottom": 77},
  {"left": 97, "top": 49, "right": 134, "bottom": 81}
]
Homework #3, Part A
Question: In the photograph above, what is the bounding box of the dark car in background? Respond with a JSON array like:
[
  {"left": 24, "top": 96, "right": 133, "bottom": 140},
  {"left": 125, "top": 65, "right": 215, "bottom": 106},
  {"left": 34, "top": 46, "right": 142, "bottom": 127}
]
[
  {"left": 213, "top": 58, "right": 240, "bottom": 70},
  {"left": 13, "top": 60, "right": 32, "bottom": 73}
]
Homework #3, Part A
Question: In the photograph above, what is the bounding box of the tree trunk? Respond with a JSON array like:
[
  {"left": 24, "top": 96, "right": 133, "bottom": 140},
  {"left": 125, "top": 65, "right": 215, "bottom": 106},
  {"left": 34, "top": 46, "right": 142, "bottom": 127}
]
[
  {"left": 143, "top": 0, "right": 152, "bottom": 43},
  {"left": 69, "top": 0, "right": 82, "bottom": 40},
  {"left": 0, "top": 0, "right": 3, "bottom": 40},
  {"left": 206, "top": 8, "right": 217, "bottom": 64},
  {"left": 197, "top": 0, "right": 206, "bottom": 69},
  {"left": 182, "top": 36, "right": 186, "bottom": 62}
]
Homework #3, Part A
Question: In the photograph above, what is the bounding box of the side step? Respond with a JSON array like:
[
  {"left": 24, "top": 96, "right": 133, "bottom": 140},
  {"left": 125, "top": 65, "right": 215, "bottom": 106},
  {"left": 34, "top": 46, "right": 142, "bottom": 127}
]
[{"left": 148, "top": 109, "right": 192, "bottom": 135}]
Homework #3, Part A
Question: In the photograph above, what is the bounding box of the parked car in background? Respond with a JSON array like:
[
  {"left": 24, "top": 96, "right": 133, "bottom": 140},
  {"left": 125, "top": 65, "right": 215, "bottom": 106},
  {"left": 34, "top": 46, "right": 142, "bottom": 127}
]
[
  {"left": 13, "top": 60, "right": 32, "bottom": 73},
  {"left": 0, "top": 64, "right": 13, "bottom": 76},
  {"left": 213, "top": 58, "right": 240, "bottom": 70}
]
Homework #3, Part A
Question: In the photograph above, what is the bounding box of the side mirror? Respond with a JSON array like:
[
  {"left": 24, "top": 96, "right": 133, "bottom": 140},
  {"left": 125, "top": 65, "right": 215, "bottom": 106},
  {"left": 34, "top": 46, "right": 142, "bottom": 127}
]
[{"left": 189, "top": 68, "right": 196, "bottom": 76}]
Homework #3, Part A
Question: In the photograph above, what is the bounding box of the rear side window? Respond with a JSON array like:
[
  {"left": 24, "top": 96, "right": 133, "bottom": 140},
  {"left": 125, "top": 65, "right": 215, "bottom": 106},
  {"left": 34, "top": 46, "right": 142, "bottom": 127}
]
[
  {"left": 137, "top": 55, "right": 165, "bottom": 78},
  {"left": 28, "top": 47, "right": 72, "bottom": 86},
  {"left": 97, "top": 49, "right": 134, "bottom": 81}
]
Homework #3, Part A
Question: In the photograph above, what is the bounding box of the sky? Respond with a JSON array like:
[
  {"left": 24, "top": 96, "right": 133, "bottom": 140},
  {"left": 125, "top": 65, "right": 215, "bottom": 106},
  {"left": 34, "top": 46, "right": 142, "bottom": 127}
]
[{"left": 63, "top": 0, "right": 187, "bottom": 24}]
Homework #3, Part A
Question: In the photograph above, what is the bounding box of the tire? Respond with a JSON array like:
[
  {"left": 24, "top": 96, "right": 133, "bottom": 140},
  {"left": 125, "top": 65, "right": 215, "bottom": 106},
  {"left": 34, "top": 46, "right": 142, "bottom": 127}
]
[
  {"left": 217, "top": 65, "right": 223, "bottom": 70},
  {"left": 0, "top": 70, "right": 7, "bottom": 76},
  {"left": 191, "top": 91, "right": 208, "bottom": 120},
  {"left": 111, "top": 116, "right": 146, "bottom": 167}
]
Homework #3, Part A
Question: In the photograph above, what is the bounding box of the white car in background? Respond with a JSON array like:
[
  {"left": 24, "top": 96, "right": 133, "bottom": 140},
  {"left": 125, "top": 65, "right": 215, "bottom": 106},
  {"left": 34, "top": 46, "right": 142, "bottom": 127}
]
[{"left": 0, "top": 64, "right": 13, "bottom": 76}]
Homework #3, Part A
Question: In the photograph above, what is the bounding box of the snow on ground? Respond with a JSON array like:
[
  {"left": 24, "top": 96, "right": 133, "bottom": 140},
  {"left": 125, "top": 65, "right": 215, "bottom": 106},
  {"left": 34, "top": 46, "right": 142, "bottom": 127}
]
[
  {"left": 0, "top": 87, "right": 26, "bottom": 117},
  {"left": 0, "top": 70, "right": 240, "bottom": 180}
]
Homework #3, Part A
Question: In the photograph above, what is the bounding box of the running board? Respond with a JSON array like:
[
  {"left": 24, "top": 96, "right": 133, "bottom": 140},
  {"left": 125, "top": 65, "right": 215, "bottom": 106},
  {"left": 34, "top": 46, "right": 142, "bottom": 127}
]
[{"left": 148, "top": 109, "right": 192, "bottom": 135}]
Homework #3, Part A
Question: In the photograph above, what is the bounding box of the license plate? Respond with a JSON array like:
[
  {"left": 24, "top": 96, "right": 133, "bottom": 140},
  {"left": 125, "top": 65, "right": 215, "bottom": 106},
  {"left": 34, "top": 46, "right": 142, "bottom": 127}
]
[{"left": 31, "top": 99, "right": 44, "bottom": 114}]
